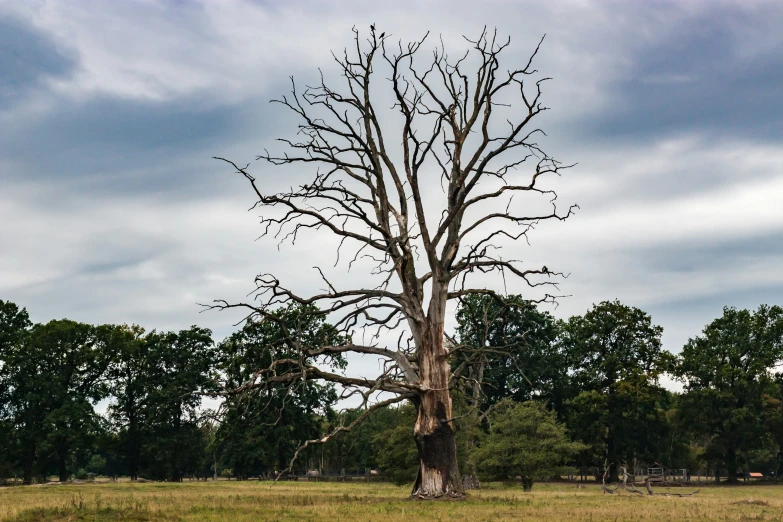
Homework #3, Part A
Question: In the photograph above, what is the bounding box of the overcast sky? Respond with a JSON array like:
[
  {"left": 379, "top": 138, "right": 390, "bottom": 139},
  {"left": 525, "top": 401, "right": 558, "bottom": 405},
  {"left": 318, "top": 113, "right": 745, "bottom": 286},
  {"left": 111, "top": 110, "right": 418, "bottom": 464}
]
[{"left": 2, "top": 0, "right": 783, "bottom": 385}]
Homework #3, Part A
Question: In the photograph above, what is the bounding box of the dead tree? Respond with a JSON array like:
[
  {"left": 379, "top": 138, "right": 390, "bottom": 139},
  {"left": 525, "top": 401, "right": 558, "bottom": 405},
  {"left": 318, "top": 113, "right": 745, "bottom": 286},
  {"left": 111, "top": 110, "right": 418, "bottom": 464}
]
[{"left": 211, "top": 26, "right": 576, "bottom": 499}]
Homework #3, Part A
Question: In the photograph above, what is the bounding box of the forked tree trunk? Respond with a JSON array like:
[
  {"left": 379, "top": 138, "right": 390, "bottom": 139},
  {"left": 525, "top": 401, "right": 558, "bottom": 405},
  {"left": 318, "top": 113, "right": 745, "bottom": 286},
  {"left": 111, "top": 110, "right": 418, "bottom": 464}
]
[{"left": 410, "top": 315, "right": 463, "bottom": 498}]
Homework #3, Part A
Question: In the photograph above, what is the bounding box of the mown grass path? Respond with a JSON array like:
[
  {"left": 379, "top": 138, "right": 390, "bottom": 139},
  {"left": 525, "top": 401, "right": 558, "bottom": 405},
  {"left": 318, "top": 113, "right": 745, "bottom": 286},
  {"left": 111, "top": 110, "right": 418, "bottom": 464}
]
[{"left": 1, "top": 481, "right": 781, "bottom": 521}]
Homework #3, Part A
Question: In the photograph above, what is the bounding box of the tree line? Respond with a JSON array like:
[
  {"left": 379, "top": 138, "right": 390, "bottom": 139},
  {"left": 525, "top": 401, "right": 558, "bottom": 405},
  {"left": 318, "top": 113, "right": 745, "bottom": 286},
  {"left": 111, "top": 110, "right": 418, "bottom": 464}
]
[{"left": 1, "top": 297, "right": 782, "bottom": 488}]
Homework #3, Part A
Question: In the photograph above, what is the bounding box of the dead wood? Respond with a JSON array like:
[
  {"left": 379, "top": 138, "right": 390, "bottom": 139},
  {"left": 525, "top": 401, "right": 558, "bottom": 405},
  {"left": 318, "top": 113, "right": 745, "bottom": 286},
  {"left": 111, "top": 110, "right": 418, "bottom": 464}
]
[{"left": 211, "top": 25, "right": 576, "bottom": 498}]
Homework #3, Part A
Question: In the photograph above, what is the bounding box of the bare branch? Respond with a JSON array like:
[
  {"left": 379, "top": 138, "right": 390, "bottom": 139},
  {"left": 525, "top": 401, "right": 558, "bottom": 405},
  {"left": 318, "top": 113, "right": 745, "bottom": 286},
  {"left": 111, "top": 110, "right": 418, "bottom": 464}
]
[{"left": 213, "top": 26, "right": 576, "bottom": 498}]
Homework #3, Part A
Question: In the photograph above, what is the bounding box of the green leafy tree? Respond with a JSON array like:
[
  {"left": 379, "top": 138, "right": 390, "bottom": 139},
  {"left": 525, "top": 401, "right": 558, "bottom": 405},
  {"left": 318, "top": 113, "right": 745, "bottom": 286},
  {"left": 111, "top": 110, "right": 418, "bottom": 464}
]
[
  {"left": 452, "top": 295, "right": 568, "bottom": 479},
  {"left": 0, "top": 300, "right": 31, "bottom": 351},
  {"left": 105, "top": 324, "right": 151, "bottom": 480},
  {"left": 454, "top": 295, "right": 567, "bottom": 407},
  {"left": 677, "top": 305, "right": 783, "bottom": 483},
  {"left": 560, "top": 300, "right": 673, "bottom": 481},
  {"left": 0, "top": 300, "right": 32, "bottom": 482},
  {"left": 139, "top": 326, "right": 217, "bottom": 481},
  {"left": 473, "top": 399, "right": 584, "bottom": 491},
  {"left": 1, "top": 315, "right": 109, "bottom": 483},
  {"left": 769, "top": 375, "right": 783, "bottom": 477},
  {"left": 85, "top": 454, "right": 107, "bottom": 475},
  {"left": 0, "top": 418, "right": 16, "bottom": 483},
  {"left": 216, "top": 304, "right": 344, "bottom": 477},
  {"left": 372, "top": 405, "right": 420, "bottom": 485},
  {"left": 35, "top": 320, "right": 111, "bottom": 482}
]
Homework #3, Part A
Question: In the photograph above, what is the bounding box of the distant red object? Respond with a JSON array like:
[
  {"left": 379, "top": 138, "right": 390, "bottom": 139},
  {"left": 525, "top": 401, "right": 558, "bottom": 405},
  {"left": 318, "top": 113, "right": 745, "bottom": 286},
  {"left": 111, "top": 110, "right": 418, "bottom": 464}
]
[{"left": 748, "top": 472, "right": 764, "bottom": 478}]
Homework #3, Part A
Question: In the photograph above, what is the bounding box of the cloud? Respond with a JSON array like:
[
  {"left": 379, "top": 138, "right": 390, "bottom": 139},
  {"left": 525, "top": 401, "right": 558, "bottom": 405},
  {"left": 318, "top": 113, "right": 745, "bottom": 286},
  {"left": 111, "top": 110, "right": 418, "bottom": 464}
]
[
  {"left": 1, "top": 0, "right": 782, "bottom": 392},
  {"left": 1, "top": 93, "right": 278, "bottom": 198},
  {"left": 579, "top": 1, "right": 783, "bottom": 143},
  {"left": 0, "top": 13, "right": 76, "bottom": 108}
]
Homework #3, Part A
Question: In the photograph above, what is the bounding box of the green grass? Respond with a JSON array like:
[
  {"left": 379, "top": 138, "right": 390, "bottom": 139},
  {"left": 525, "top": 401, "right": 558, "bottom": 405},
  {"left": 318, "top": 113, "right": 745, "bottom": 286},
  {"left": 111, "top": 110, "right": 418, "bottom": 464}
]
[{"left": 1, "top": 480, "right": 782, "bottom": 521}]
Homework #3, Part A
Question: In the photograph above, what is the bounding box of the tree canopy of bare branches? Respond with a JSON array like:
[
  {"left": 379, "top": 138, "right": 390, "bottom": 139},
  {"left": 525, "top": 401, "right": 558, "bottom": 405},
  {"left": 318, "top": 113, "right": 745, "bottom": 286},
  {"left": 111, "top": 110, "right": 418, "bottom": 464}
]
[{"left": 211, "top": 25, "right": 577, "bottom": 498}]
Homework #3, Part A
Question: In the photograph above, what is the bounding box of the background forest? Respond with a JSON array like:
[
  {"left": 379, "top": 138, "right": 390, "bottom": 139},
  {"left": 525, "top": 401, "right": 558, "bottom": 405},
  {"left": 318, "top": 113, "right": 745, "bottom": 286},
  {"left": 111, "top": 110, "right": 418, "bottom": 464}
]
[{"left": 1, "top": 297, "right": 782, "bottom": 487}]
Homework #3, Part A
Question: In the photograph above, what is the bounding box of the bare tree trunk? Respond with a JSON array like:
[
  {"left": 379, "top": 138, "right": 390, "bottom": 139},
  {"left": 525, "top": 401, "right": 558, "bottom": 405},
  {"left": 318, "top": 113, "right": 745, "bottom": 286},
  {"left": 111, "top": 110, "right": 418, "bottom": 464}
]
[
  {"left": 412, "top": 396, "right": 461, "bottom": 497},
  {"left": 411, "top": 319, "right": 462, "bottom": 498}
]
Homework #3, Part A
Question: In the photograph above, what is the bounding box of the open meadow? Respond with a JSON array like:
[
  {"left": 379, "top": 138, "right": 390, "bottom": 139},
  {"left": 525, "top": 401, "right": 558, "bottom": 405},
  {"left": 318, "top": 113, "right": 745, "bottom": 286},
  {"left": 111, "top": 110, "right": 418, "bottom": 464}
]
[{"left": 1, "top": 481, "right": 782, "bottom": 522}]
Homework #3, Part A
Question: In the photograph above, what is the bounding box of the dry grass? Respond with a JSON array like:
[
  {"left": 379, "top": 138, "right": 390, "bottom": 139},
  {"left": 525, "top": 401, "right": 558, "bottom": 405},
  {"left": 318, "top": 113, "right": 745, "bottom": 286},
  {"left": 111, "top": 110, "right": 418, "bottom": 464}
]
[{"left": 1, "top": 480, "right": 782, "bottom": 521}]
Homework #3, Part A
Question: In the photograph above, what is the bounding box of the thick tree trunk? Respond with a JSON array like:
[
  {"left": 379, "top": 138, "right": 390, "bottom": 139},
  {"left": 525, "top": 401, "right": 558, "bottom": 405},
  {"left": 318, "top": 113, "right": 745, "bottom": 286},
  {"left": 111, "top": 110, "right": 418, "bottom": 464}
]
[
  {"left": 58, "top": 451, "right": 68, "bottom": 483},
  {"left": 127, "top": 415, "right": 140, "bottom": 481},
  {"left": 726, "top": 469, "right": 738, "bottom": 483},
  {"left": 410, "top": 319, "right": 462, "bottom": 498},
  {"left": 411, "top": 393, "right": 462, "bottom": 497},
  {"left": 22, "top": 445, "right": 35, "bottom": 485},
  {"left": 726, "top": 447, "right": 738, "bottom": 484}
]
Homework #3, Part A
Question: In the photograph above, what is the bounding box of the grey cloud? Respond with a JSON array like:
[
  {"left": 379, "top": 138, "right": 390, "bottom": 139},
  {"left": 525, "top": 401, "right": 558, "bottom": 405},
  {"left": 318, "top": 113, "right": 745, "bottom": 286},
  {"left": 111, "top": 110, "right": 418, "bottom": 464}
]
[
  {"left": 1, "top": 90, "right": 295, "bottom": 198},
  {"left": 0, "top": 15, "right": 77, "bottom": 108},
  {"left": 638, "top": 231, "right": 783, "bottom": 275},
  {"left": 1, "top": 0, "right": 782, "bottom": 378},
  {"left": 579, "top": 2, "right": 783, "bottom": 143}
]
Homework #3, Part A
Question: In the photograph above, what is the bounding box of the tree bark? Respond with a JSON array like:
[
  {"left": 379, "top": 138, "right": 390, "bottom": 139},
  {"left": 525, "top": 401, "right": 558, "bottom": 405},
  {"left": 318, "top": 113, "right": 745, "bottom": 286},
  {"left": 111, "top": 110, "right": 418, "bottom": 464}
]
[
  {"left": 410, "top": 320, "right": 462, "bottom": 498},
  {"left": 22, "top": 444, "right": 35, "bottom": 485},
  {"left": 726, "top": 447, "right": 738, "bottom": 484},
  {"left": 726, "top": 469, "right": 738, "bottom": 483},
  {"left": 58, "top": 449, "right": 68, "bottom": 482},
  {"left": 411, "top": 394, "right": 461, "bottom": 497}
]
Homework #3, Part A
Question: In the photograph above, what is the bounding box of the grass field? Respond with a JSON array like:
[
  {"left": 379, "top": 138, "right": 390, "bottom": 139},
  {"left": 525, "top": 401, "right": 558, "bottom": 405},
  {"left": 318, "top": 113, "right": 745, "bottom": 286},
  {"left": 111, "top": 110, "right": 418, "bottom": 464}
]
[{"left": 1, "top": 480, "right": 781, "bottom": 521}]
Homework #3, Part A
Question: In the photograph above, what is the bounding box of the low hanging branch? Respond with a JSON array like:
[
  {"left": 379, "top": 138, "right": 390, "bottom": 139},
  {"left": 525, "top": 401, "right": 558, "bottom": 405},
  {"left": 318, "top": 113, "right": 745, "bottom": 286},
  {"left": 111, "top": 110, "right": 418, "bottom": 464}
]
[
  {"left": 278, "top": 392, "right": 416, "bottom": 482},
  {"left": 210, "top": 25, "right": 577, "bottom": 499}
]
